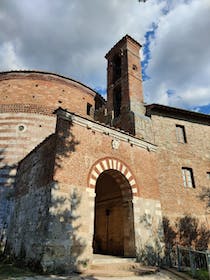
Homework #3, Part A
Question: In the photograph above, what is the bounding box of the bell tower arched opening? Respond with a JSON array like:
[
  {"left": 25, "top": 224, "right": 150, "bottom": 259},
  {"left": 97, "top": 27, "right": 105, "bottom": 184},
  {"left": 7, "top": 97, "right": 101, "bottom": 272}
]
[{"left": 93, "top": 169, "right": 136, "bottom": 257}]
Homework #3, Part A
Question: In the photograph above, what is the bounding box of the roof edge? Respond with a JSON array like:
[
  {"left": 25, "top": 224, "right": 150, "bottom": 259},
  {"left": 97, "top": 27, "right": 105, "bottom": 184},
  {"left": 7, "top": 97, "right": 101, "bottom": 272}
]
[{"left": 146, "top": 103, "right": 210, "bottom": 121}]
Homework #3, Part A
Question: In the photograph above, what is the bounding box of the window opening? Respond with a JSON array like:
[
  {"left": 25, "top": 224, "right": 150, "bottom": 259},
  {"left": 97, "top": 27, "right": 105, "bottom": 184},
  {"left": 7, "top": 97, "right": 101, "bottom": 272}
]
[
  {"left": 17, "top": 124, "right": 26, "bottom": 132},
  {"left": 113, "top": 87, "right": 121, "bottom": 118},
  {"left": 132, "top": 64, "right": 137, "bottom": 71},
  {"left": 113, "top": 55, "right": 121, "bottom": 83},
  {"left": 182, "top": 167, "right": 195, "bottom": 188},
  {"left": 176, "top": 125, "right": 187, "bottom": 143},
  {"left": 207, "top": 172, "right": 210, "bottom": 179},
  {"left": 87, "top": 103, "right": 92, "bottom": 116}
]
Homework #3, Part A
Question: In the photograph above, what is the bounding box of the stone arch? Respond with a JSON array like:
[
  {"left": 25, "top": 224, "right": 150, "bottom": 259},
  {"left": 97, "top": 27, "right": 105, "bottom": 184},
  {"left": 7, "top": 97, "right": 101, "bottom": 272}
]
[
  {"left": 88, "top": 157, "right": 138, "bottom": 196},
  {"left": 91, "top": 162, "right": 137, "bottom": 257}
]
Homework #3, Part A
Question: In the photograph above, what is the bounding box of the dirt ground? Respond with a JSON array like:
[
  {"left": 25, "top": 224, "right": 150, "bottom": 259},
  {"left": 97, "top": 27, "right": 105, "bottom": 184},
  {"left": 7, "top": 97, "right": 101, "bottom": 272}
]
[{"left": 2, "top": 270, "right": 185, "bottom": 280}]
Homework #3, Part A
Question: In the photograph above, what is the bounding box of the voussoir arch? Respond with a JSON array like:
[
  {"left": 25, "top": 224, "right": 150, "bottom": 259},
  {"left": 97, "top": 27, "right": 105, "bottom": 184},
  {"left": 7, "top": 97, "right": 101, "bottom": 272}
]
[{"left": 88, "top": 157, "right": 138, "bottom": 195}]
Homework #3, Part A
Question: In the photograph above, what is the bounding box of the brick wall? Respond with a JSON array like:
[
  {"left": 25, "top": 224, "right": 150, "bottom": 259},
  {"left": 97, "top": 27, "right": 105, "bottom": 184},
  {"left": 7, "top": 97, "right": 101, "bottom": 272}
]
[
  {"left": 45, "top": 113, "right": 163, "bottom": 270},
  {"left": 0, "top": 72, "right": 101, "bottom": 117},
  {"left": 0, "top": 71, "right": 102, "bottom": 192},
  {"left": 0, "top": 71, "right": 104, "bottom": 251},
  {"left": 151, "top": 114, "right": 210, "bottom": 226},
  {"left": 53, "top": 116, "right": 160, "bottom": 201},
  {"left": 6, "top": 111, "right": 164, "bottom": 272}
]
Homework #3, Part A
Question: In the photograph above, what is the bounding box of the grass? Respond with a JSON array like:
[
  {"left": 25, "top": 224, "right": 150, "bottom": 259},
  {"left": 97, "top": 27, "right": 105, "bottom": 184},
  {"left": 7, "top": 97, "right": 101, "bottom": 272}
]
[
  {"left": 0, "top": 263, "right": 36, "bottom": 279},
  {"left": 187, "top": 268, "right": 209, "bottom": 280}
]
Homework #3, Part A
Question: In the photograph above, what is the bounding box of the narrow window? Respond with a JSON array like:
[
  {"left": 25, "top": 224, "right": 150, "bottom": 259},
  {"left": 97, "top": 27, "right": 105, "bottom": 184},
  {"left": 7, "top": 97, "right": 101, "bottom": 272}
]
[
  {"left": 87, "top": 103, "right": 92, "bottom": 116},
  {"left": 207, "top": 172, "right": 210, "bottom": 180},
  {"left": 113, "top": 87, "right": 121, "bottom": 118},
  {"left": 113, "top": 54, "right": 121, "bottom": 82},
  {"left": 182, "top": 167, "right": 195, "bottom": 188},
  {"left": 176, "top": 125, "right": 187, "bottom": 143}
]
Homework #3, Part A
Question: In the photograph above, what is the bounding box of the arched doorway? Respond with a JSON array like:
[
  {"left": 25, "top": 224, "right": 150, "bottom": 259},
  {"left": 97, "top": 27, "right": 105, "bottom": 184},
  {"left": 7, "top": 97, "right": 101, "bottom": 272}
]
[{"left": 93, "top": 169, "right": 135, "bottom": 257}]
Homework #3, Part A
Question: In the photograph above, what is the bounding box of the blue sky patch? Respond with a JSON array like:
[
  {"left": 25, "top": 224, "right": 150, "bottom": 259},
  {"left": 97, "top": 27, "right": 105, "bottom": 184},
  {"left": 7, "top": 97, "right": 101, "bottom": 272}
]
[
  {"left": 94, "top": 87, "right": 107, "bottom": 98},
  {"left": 192, "top": 104, "right": 210, "bottom": 114},
  {"left": 167, "top": 89, "right": 176, "bottom": 96},
  {"left": 141, "top": 22, "right": 158, "bottom": 81}
]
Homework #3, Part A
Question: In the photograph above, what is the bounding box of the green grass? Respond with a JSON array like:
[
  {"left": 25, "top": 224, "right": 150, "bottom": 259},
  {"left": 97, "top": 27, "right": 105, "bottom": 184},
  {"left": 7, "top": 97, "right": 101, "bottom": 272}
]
[
  {"left": 187, "top": 268, "right": 209, "bottom": 280},
  {"left": 0, "top": 263, "right": 36, "bottom": 279}
]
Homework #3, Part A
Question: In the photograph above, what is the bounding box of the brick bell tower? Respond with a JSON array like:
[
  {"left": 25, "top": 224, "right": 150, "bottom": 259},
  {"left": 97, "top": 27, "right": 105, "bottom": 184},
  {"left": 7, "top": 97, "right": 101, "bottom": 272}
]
[{"left": 105, "top": 35, "right": 145, "bottom": 136}]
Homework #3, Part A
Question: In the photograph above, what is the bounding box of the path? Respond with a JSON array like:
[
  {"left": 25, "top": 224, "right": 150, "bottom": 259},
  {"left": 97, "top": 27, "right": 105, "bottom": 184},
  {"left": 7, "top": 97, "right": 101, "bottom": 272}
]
[{"left": 4, "top": 269, "right": 187, "bottom": 280}]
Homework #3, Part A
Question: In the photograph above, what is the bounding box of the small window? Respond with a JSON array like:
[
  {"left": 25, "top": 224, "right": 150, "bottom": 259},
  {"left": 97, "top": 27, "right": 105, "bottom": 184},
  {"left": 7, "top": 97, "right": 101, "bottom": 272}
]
[
  {"left": 87, "top": 103, "right": 92, "bottom": 116},
  {"left": 132, "top": 64, "right": 137, "bottom": 71},
  {"left": 182, "top": 167, "right": 195, "bottom": 188},
  {"left": 17, "top": 124, "right": 26, "bottom": 132},
  {"left": 176, "top": 125, "right": 187, "bottom": 143},
  {"left": 207, "top": 172, "right": 210, "bottom": 179}
]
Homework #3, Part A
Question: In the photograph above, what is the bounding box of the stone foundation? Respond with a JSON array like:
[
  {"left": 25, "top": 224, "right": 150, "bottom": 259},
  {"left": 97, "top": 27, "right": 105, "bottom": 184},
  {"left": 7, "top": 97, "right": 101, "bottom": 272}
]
[
  {"left": 133, "top": 197, "right": 164, "bottom": 265},
  {"left": 5, "top": 183, "right": 51, "bottom": 269}
]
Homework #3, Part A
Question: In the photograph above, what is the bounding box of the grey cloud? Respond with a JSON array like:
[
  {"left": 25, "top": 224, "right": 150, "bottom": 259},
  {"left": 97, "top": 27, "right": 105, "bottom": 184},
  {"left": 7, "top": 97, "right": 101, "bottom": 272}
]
[
  {"left": 0, "top": 0, "right": 139, "bottom": 87},
  {"left": 144, "top": 0, "right": 210, "bottom": 109},
  {"left": 1, "top": 0, "right": 208, "bottom": 112},
  {"left": 0, "top": 0, "right": 164, "bottom": 89}
]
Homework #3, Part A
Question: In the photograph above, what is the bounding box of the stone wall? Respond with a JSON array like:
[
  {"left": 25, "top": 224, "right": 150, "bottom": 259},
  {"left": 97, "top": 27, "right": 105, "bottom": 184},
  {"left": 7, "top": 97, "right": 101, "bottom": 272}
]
[
  {"left": 5, "top": 134, "right": 56, "bottom": 269},
  {"left": 150, "top": 114, "right": 210, "bottom": 226},
  {"left": 6, "top": 109, "right": 164, "bottom": 272},
  {"left": 49, "top": 111, "right": 163, "bottom": 269},
  {"left": 42, "top": 184, "right": 93, "bottom": 272},
  {"left": 6, "top": 183, "right": 52, "bottom": 269},
  {"left": 0, "top": 71, "right": 105, "bottom": 253},
  {"left": 0, "top": 111, "right": 56, "bottom": 253},
  {"left": 133, "top": 197, "right": 164, "bottom": 265}
]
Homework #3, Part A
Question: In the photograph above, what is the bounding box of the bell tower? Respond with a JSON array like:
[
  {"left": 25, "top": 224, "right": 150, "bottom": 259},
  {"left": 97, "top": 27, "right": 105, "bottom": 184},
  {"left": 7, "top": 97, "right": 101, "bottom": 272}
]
[{"left": 105, "top": 35, "right": 145, "bottom": 135}]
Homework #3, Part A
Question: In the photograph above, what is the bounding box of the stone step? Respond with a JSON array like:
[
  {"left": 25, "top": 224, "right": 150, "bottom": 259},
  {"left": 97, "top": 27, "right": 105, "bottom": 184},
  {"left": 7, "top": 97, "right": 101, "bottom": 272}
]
[
  {"left": 82, "top": 255, "right": 158, "bottom": 277},
  {"left": 84, "top": 265, "right": 158, "bottom": 277},
  {"left": 92, "top": 254, "right": 136, "bottom": 264},
  {"left": 84, "top": 269, "right": 154, "bottom": 277},
  {"left": 89, "top": 262, "right": 157, "bottom": 271}
]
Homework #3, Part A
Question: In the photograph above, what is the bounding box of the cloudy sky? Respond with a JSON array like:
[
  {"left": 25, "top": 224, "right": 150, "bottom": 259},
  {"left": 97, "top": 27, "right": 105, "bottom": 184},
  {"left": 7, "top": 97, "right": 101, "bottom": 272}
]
[{"left": 0, "top": 0, "right": 210, "bottom": 114}]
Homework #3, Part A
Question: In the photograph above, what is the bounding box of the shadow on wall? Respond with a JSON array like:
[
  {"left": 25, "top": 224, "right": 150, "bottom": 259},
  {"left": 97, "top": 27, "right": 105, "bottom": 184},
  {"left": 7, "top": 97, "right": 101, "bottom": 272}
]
[
  {"left": 54, "top": 116, "right": 79, "bottom": 171},
  {"left": 44, "top": 116, "right": 90, "bottom": 273},
  {"left": 136, "top": 213, "right": 165, "bottom": 266},
  {"left": 199, "top": 187, "right": 210, "bottom": 210},
  {"left": 44, "top": 187, "right": 88, "bottom": 274},
  {"left": 162, "top": 215, "right": 210, "bottom": 267},
  {"left": 2, "top": 114, "right": 91, "bottom": 274},
  {"left": 0, "top": 149, "right": 16, "bottom": 255}
]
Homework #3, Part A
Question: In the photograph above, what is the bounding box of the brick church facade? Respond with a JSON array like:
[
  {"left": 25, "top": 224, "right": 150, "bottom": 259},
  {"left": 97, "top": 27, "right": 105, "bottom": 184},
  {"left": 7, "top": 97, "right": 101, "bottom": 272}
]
[{"left": 0, "top": 35, "right": 209, "bottom": 272}]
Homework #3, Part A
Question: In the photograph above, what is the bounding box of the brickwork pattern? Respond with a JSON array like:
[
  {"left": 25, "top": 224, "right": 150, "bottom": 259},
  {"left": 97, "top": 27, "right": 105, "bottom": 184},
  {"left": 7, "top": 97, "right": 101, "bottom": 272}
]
[
  {"left": 88, "top": 157, "right": 137, "bottom": 195},
  {"left": 2, "top": 35, "right": 209, "bottom": 273},
  {"left": 151, "top": 114, "right": 210, "bottom": 226},
  {"left": 0, "top": 71, "right": 104, "bottom": 251}
]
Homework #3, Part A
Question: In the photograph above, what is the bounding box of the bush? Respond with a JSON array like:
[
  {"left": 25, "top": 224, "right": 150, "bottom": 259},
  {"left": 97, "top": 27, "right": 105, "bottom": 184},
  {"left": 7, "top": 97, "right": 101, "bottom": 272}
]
[{"left": 187, "top": 269, "right": 209, "bottom": 280}]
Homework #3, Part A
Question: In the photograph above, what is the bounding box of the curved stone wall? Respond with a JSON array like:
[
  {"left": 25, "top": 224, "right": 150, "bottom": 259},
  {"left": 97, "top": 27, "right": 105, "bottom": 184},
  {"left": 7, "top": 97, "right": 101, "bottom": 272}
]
[
  {"left": 0, "top": 71, "right": 100, "bottom": 118},
  {"left": 0, "top": 71, "right": 105, "bottom": 248},
  {"left": 0, "top": 70, "right": 104, "bottom": 186},
  {"left": 0, "top": 112, "right": 55, "bottom": 186},
  {"left": 0, "top": 71, "right": 104, "bottom": 174}
]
